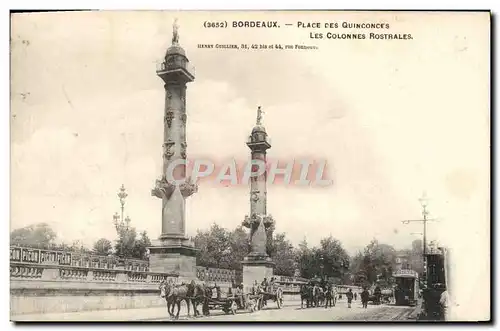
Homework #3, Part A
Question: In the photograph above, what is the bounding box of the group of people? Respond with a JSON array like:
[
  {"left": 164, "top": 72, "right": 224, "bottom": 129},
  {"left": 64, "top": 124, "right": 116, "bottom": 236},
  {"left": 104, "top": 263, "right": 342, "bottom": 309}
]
[{"left": 344, "top": 288, "right": 371, "bottom": 308}]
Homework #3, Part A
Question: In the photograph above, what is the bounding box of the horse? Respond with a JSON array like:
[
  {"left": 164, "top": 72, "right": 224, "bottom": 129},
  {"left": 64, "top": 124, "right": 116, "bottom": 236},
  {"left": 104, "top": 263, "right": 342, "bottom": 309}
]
[
  {"left": 312, "top": 285, "right": 325, "bottom": 307},
  {"left": 186, "top": 280, "right": 207, "bottom": 317},
  {"left": 300, "top": 284, "right": 312, "bottom": 309},
  {"left": 159, "top": 281, "right": 176, "bottom": 318},
  {"left": 159, "top": 281, "right": 192, "bottom": 320}
]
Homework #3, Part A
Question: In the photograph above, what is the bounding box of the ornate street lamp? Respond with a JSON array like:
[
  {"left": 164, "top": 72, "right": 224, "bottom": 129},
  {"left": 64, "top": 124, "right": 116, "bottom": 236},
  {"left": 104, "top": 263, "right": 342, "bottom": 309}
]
[{"left": 113, "top": 185, "right": 132, "bottom": 260}]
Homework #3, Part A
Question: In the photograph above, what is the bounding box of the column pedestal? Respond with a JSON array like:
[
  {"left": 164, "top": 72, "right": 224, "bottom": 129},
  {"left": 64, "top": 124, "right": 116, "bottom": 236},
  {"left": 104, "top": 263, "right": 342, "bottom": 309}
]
[
  {"left": 148, "top": 237, "right": 198, "bottom": 280},
  {"left": 241, "top": 255, "right": 274, "bottom": 293}
]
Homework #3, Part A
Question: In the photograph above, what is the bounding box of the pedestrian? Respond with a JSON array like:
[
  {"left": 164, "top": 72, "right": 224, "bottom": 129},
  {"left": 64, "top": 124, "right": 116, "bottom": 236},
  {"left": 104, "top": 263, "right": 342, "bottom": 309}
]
[
  {"left": 346, "top": 288, "right": 354, "bottom": 308},
  {"left": 354, "top": 292, "right": 357, "bottom": 301},
  {"left": 324, "top": 284, "right": 333, "bottom": 309},
  {"left": 361, "top": 288, "right": 369, "bottom": 308}
]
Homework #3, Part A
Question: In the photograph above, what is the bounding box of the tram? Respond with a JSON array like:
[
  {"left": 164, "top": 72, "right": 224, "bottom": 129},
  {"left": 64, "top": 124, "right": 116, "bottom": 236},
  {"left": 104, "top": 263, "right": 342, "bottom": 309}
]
[
  {"left": 393, "top": 269, "right": 419, "bottom": 306},
  {"left": 421, "top": 246, "right": 448, "bottom": 320}
]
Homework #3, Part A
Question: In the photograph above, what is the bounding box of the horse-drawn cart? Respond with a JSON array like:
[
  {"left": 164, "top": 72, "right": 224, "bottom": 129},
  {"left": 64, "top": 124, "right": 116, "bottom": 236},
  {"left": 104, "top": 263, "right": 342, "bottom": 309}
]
[
  {"left": 206, "top": 294, "right": 262, "bottom": 315},
  {"left": 258, "top": 286, "right": 284, "bottom": 310}
]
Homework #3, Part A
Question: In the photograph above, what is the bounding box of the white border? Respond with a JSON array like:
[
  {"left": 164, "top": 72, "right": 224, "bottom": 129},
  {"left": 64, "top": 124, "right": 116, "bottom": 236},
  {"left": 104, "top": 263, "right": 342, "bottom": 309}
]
[{"left": 2, "top": 1, "right": 497, "bottom": 331}]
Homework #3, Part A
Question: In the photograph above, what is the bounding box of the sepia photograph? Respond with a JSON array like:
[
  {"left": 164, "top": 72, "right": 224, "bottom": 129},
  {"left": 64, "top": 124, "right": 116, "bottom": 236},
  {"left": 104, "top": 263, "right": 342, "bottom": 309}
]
[{"left": 9, "top": 10, "right": 490, "bottom": 322}]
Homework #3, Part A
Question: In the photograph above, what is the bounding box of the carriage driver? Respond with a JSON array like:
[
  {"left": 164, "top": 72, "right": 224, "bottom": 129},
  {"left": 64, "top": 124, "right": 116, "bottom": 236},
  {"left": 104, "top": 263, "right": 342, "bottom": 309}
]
[
  {"left": 269, "top": 277, "right": 276, "bottom": 292},
  {"left": 234, "top": 284, "right": 245, "bottom": 309},
  {"left": 261, "top": 277, "right": 269, "bottom": 292},
  {"left": 251, "top": 280, "right": 259, "bottom": 295}
]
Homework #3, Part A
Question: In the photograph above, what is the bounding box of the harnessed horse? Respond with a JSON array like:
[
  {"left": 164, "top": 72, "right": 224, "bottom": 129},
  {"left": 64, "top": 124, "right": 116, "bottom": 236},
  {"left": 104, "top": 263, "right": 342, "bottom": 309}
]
[
  {"left": 300, "top": 284, "right": 313, "bottom": 309},
  {"left": 159, "top": 281, "right": 193, "bottom": 320}
]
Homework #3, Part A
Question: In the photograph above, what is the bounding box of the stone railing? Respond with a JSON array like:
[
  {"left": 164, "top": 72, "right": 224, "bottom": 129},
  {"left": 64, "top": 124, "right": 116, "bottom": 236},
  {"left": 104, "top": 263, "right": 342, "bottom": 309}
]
[
  {"left": 10, "top": 261, "right": 178, "bottom": 285},
  {"left": 10, "top": 246, "right": 149, "bottom": 272},
  {"left": 274, "top": 275, "right": 309, "bottom": 294},
  {"left": 10, "top": 246, "right": 176, "bottom": 286},
  {"left": 195, "top": 266, "right": 242, "bottom": 284}
]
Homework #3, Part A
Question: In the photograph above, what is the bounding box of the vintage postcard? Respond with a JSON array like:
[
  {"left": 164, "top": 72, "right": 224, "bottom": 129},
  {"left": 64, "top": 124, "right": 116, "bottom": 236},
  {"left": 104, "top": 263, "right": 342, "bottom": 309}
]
[{"left": 10, "top": 10, "right": 490, "bottom": 322}]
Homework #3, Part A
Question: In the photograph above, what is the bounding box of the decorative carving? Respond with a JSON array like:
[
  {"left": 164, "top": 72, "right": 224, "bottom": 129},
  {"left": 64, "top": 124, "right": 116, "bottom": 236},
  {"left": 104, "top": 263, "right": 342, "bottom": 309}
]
[
  {"left": 167, "top": 90, "right": 172, "bottom": 99},
  {"left": 263, "top": 215, "right": 275, "bottom": 230},
  {"left": 242, "top": 213, "right": 275, "bottom": 231},
  {"left": 251, "top": 191, "right": 260, "bottom": 202},
  {"left": 151, "top": 178, "right": 176, "bottom": 200},
  {"left": 180, "top": 142, "right": 187, "bottom": 159},
  {"left": 179, "top": 177, "right": 198, "bottom": 198},
  {"left": 163, "top": 140, "right": 175, "bottom": 159},
  {"left": 165, "top": 112, "right": 174, "bottom": 128},
  {"left": 180, "top": 113, "right": 187, "bottom": 124}
]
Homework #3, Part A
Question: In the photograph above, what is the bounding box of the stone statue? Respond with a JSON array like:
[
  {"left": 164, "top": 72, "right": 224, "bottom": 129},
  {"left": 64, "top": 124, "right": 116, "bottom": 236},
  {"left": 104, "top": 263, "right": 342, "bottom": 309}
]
[
  {"left": 172, "top": 18, "right": 179, "bottom": 45},
  {"left": 256, "top": 106, "right": 264, "bottom": 125}
]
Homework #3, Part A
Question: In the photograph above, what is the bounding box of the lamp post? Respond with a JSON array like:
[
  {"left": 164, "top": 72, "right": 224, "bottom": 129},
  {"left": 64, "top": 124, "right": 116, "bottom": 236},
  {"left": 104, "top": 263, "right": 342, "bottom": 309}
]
[{"left": 113, "top": 185, "right": 130, "bottom": 259}]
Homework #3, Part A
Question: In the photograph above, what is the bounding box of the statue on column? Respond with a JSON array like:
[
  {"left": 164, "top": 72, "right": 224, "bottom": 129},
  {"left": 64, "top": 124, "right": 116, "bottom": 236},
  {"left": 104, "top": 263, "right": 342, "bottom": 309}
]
[
  {"left": 172, "top": 18, "right": 180, "bottom": 45},
  {"left": 256, "top": 106, "right": 264, "bottom": 125}
]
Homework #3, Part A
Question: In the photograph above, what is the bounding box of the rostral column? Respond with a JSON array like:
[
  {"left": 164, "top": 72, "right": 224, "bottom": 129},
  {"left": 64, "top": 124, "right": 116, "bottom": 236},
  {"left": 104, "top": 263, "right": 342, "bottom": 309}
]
[
  {"left": 149, "top": 20, "right": 198, "bottom": 278},
  {"left": 241, "top": 106, "right": 276, "bottom": 291}
]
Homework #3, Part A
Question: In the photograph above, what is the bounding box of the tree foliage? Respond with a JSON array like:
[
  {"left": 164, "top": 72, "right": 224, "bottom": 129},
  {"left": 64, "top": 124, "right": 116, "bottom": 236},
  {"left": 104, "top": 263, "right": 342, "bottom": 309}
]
[
  {"left": 10, "top": 223, "right": 57, "bottom": 248},
  {"left": 270, "top": 232, "right": 296, "bottom": 276},
  {"left": 349, "top": 239, "right": 397, "bottom": 287},
  {"left": 113, "top": 220, "right": 151, "bottom": 260},
  {"left": 93, "top": 238, "right": 113, "bottom": 255},
  {"left": 295, "top": 236, "right": 350, "bottom": 280}
]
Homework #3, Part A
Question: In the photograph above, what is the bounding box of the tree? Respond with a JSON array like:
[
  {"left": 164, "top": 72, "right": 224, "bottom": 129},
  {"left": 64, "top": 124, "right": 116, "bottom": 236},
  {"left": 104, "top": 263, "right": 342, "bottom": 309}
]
[
  {"left": 93, "top": 238, "right": 113, "bottom": 255},
  {"left": 194, "top": 223, "right": 233, "bottom": 269},
  {"left": 227, "top": 226, "right": 250, "bottom": 270},
  {"left": 271, "top": 232, "right": 296, "bottom": 276},
  {"left": 70, "top": 240, "right": 91, "bottom": 254},
  {"left": 115, "top": 225, "right": 138, "bottom": 258},
  {"left": 132, "top": 231, "right": 151, "bottom": 259},
  {"left": 10, "top": 223, "right": 57, "bottom": 248},
  {"left": 315, "top": 236, "right": 350, "bottom": 280},
  {"left": 360, "top": 239, "right": 397, "bottom": 285},
  {"left": 296, "top": 237, "right": 315, "bottom": 279}
]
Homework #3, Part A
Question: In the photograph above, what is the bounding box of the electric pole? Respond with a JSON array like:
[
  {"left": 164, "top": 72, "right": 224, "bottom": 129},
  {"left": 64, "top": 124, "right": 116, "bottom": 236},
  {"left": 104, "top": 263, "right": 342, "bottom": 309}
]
[{"left": 401, "top": 192, "right": 438, "bottom": 286}]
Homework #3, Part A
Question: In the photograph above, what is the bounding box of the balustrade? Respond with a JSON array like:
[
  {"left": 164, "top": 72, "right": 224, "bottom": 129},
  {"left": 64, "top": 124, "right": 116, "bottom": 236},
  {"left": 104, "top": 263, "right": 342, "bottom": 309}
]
[
  {"left": 93, "top": 270, "right": 118, "bottom": 282},
  {"left": 10, "top": 265, "right": 43, "bottom": 279},
  {"left": 59, "top": 268, "right": 88, "bottom": 280},
  {"left": 127, "top": 272, "right": 148, "bottom": 283}
]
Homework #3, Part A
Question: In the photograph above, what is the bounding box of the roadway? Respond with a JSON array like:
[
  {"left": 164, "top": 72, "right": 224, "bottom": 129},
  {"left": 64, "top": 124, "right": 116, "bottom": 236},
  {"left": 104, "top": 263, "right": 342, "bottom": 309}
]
[{"left": 142, "top": 298, "right": 420, "bottom": 322}]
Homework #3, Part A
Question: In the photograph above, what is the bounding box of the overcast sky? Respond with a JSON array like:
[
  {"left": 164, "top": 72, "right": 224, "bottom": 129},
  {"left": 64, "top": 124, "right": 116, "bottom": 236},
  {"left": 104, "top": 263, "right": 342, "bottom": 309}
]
[{"left": 11, "top": 11, "right": 489, "bottom": 259}]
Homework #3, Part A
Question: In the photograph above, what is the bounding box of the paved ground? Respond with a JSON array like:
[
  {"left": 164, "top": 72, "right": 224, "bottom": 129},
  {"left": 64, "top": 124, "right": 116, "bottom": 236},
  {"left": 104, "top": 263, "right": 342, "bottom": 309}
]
[
  {"left": 143, "top": 298, "right": 419, "bottom": 322},
  {"left": 12, "top": 298, "right": 419, "bottom": 322}
]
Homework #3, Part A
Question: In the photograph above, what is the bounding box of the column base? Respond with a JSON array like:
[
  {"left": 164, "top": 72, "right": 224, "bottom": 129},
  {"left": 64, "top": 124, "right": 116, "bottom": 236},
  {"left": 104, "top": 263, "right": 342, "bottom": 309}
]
[
  {"left": 148, "top": 236, "right": 198, "bottom": 280},
  {"left": 241, "top": 255, "right": 275, "bottom": 293}
]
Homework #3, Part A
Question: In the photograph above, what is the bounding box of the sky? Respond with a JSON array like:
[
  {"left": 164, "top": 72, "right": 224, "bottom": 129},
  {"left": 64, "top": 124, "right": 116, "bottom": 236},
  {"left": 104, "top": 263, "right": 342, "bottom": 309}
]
[{"left": 10, "top": 11, "right": 489, "bottom": 260}]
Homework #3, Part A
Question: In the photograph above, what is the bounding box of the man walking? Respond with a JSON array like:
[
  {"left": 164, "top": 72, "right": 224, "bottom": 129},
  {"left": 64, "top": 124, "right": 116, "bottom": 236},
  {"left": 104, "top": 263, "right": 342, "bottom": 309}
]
[
  {"left": 324, "top": 284, "right": 333, "bottom": 308},
  {"left": 346, "top": 288, "right": 354, "bottom": 308},
  {"left": 361, "top": 288, "right": 370, "bottom": 309}
]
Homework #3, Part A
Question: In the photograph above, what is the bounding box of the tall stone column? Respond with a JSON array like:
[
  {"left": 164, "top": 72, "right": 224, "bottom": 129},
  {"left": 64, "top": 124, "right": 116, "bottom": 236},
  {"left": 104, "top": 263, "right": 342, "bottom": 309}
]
[
  {"left": 241, "top": 107, "right": 276, "bottom": 291},
  {"left": 149, "top": 21, "right": 198, "bottom": 279}
]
